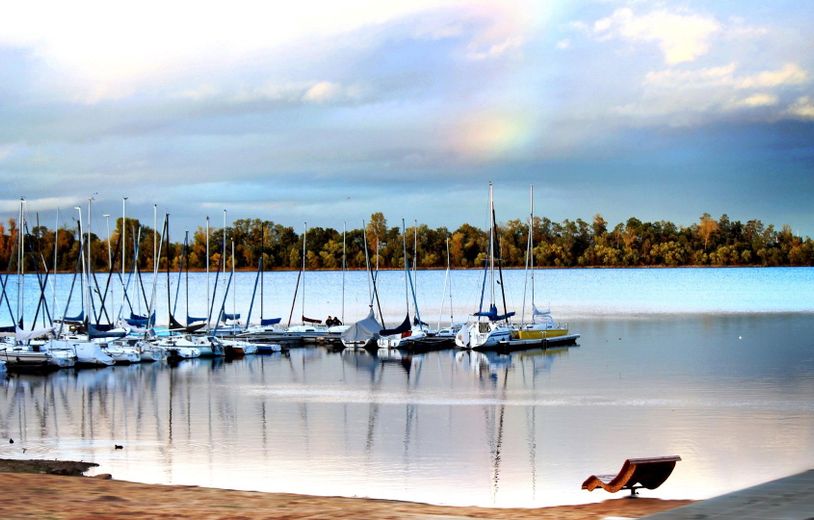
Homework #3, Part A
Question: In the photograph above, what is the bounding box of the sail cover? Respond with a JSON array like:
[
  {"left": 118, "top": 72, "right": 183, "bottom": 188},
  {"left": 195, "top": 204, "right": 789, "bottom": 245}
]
[
  {"left": 88, "top": 323, "right": 127, "bottom": 339},
  {"left": 63, "top": 310, "right": 84, "bottom": 323},
  {"left": 15, "top": 326, "right": 53, "bottom": 343},
  {"left": 473, "top": 304, "right": 515, "bottom": 322},
  {"left": 169, "top": 314, "right": 185, "bottom": 330},
  {"left": 261, "top": 317, "right": 281, "bottom": 326},
  {"left": 381, "top": 314, "right": 411, "bottom": 336},
  {"left": 127, "top": 312, "right": 155, "bottom": 327},
  {"left": 341, "top": 309, "right": 381, "bottom": 344},
  {"left": 302, "top": 315, "right": 321, "bottom": 324}
]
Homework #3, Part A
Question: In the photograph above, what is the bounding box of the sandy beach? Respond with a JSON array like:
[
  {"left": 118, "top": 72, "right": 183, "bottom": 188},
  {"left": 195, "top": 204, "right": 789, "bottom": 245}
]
[{"left": 0, "top": 459, "right": 691, "bottom": 520}]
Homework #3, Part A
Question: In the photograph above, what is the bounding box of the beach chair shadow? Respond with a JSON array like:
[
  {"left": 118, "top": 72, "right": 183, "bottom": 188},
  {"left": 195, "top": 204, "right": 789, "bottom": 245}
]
[{"left": 582, "top": 456, "right": 681, "bottom": 497}]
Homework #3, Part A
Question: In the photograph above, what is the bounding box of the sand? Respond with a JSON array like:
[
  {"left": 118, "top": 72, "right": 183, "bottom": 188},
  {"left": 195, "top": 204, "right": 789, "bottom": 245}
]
[{"left": 0, "top": 459, "right": 692, "bottom": 519}]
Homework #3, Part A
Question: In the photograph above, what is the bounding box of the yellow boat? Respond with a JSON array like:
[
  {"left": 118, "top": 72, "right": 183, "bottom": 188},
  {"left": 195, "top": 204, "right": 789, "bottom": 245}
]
[
  {"left": 513, "top": 306, "right": 571, "bottom": 340},
  {"left": 515, "top": 326, "right": 570, "bottom": 340}
]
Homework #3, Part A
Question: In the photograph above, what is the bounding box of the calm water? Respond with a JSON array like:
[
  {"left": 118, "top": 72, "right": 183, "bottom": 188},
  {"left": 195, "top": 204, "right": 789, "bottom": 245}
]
[
  {"left": 5, "top": 267, "right": 814, "bottom": 328},
  {"left": 1, "top": 268, "right": 813, "bottom": 507}
]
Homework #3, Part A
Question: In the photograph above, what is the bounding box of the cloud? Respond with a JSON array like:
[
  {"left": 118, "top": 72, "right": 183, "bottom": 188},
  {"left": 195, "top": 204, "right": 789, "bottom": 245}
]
[
  {"left": 736, "top": 63, "right": 807, "bottom": 88},
  {"left": 593, "top": 7, "right": 720, "bottom": 65},
  {"left": 466, "top": 35, "right": 523, "bottom": 60},
  {"left": 644, "top": 63, "right": 737, "bottom": 88},
  {"left": 556, "top": 38, "right": 571, "bottom": 50},
  {"left": 786, "top": 96, "right": 814, "bottom": 119},
  {"left": 302, "top": 81, "right": 342, "bottom": 103},
  {"left": 643, "top": 62, "right": 808, "bottom": 91},
  {"left": 612, "top": 62, "right": 810, "bottom": 124},
  {"left": 0, "top": 196, "right": 79, "bottom": 213},
  {"left": 175, "top": 80, "right": 364, "bottom": 107},
  {"left": 0, "top": 1, "right": 541, "bottom": 103},
  {"left": 0, "top": 144, "right": 16, "bottom": 161},
  {"left": 733, "top": 93, "right": 778, "bottom": 108}
]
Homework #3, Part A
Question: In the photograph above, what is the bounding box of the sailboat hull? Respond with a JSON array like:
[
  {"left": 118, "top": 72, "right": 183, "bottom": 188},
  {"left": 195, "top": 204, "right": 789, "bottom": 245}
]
[
  {"left": 516, "top": 327, "right": 570, "bottom": 340},
  {"left": 486, "top": 333, "right": 580, "bottom": 352}
]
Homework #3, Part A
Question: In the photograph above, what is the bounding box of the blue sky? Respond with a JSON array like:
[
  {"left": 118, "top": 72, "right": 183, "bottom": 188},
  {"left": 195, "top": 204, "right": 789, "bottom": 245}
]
[{"left": 1, "top": 0, "right": 812, "bottom": 236}]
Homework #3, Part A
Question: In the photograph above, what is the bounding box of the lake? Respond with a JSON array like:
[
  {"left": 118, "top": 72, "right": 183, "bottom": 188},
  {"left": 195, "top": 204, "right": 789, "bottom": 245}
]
[{"left": 1, "top": 268, "right": 813, "bottom": 507}]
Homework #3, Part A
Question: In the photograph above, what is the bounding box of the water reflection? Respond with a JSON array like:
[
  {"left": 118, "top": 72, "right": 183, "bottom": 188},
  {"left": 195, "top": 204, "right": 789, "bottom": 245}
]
[{"left": 1, "top": 316, "right": 814, "bottom": 507}]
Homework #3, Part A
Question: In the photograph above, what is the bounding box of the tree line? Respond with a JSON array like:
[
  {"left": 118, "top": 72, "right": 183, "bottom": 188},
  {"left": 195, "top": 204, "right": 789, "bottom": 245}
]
[{"left": 1, "top": 211, "right": 812, "bottom": 273}]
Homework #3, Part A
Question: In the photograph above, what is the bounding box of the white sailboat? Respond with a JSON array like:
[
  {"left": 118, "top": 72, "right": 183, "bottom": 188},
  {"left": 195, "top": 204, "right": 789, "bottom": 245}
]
[
  {"left": 3, "top": 199, "right": 76, "bottom": 370},
  {"left": 287, "top": 222, "right": 328, "bottom": 336},
  {"left": 455, "top": 183, "right": 515, "bottom": 350}
]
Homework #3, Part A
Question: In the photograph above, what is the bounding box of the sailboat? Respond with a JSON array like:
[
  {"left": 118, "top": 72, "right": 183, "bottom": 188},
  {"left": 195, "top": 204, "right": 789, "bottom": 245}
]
[
  {"left": 2, "top": 199, "right": 75, "bottom": 371},
  {"left": 73, "top": 201, "right": 137, "bottom": 364},
  {"left": 286, "top": 222, "right": 328, "bottom": 338},
  {"left": 144, "top": 213, "right": 201, "bottom": 360},
  {"left": 377, "top": 219, "right": 429, "bottom": 349},
  {"left": 506, "top": 185, "right": 580, "bottom": 349},
  {"left": 341, "top": 221, "right": 383, "bottom": 349},
  {"left": 455, "top": 183, "right": 515, "bottom": 350},
  {"left": 46, "top": 209, "right": 115, "bottom": 367},
  {"left": 166, "top": 215, "right": 223, "bottom": 357},
  {"left": 244, "top": 223, "right": 282, "bottom": 333},
  {"left": 215, "top": 240, "right": 260, "bottom": 356}
]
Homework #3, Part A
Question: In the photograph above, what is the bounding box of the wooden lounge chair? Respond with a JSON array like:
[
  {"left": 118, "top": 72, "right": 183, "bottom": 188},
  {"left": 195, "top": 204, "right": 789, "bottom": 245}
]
[{"left": 582, "top": 456, "right": 681, "bottom": 496}]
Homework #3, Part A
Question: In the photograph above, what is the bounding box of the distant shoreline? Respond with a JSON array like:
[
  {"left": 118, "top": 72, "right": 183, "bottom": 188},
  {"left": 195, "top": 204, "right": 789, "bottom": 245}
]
[{"left": 2, "top": 264, "right": 812, "bottom": 275}]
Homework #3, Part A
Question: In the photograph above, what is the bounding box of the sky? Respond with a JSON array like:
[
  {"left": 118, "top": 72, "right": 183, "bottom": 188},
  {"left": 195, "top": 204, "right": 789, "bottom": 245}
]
[{"left": 0, "top": 0, "right": 812, "bottom": 237}]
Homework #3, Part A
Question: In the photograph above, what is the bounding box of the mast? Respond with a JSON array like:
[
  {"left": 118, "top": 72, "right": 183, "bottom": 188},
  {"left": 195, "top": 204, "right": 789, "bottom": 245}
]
[
  {"left": 122, "top": 197, "right": 127, "bottom": 319},
  {"left": 342, "top": 221, "right": 346, "bottom": 324},
  {"left": 17, "top": 198, "right": 24, "bottom": 329},
  {"left": 447, "top": 237, "right": 453, "bottom": 325},
  {"left": 260, "top": 223, "right": 265, "bottom": 321},
  {"left": 521, "top": 185, "right": 532, "bottom": 325},
  {"left": 153, "top": 203, "right": 157, "bottom": 275},
  {"left": 488, "top": 182, "right": 495, "bottom": 307},
  {"left": 301, "top": 221, "right": 307, "bottom": 323},
  {"left": 530, "top": 185, "right": 535, "bottom": 309},
  {"left": 493, "top": 188, "right": 509, "bottom": 322},
  {"left": 438, "top": 236, "right": 451, "bottom": 330},
  {"left": 75, "top": 206, "right": 88, "bottom": 332},
  {"left": 52, "top": 208, "right": 58, "bottom": 319},
  {"left": 231, "top": 240, "right": 236, "bottom": 322},
  {"left": 222, "top": 209, "right": 227, "bottom": 274},
  {"left": 122, "top": 198, "right": 126, "bottom": 296},
  {"left": 184, "top": 230, "right": 189, "bottom": 325},
  {"left": 165, "top": 214, "right": 171, "bottom": 327},
  {"left": 104, "top": 213, "right": 112, "bottom": 314},
  {"left": 206, "top": 216, "right": 210, "bottom": 332},
  {"left": 87, "top": 196, "right": 92, "bottom": 299},
  {"left": 401, "top": 218, "right": 410, "bottom": 316},
  {"left": 145, "top": 214, "right": 167, "bottom": 338}
]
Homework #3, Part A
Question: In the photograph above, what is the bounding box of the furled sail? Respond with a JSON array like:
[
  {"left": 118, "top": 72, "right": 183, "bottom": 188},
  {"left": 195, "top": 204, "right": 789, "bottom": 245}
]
[{"left": 380, "top": 314, "right": 411, "bottom": 336}]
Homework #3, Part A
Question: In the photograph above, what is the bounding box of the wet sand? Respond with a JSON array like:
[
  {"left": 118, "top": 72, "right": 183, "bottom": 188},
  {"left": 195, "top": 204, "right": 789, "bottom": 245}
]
[{"left": 0, "top": 459, "right": 692, "bottom": 519}]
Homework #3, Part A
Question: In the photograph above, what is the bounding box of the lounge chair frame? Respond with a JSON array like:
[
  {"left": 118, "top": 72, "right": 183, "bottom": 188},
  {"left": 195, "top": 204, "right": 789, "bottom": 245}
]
[{"left": 581, "top": 455, "right": 681, "bottom": 496}]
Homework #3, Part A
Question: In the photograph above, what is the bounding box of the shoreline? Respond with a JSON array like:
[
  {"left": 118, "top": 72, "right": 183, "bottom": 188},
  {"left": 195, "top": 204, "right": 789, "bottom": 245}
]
[
  {"left": 1, "top": 265, "right": 810, "bottom": 275},
  {"left": 0, "top": 458, "right": 692, "bottom": 519}
]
